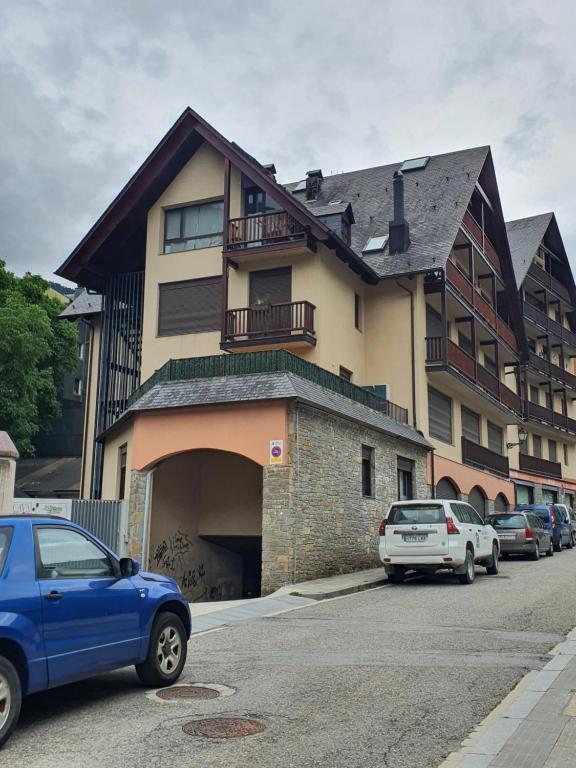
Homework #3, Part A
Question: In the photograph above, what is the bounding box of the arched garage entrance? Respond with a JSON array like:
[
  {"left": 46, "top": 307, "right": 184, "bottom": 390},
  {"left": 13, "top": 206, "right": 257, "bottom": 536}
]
[
  {"left": 469, "top": 485, "right": 487, "bottom": 518},
  {"left": 148, "top": 449, "right": 263, "bottom": 602},
  {"left": 494, "top": 493, "right": 509, "bottom": 512},
  {"left": 435, "top": 477, "right": 459, "bottom": 500}
]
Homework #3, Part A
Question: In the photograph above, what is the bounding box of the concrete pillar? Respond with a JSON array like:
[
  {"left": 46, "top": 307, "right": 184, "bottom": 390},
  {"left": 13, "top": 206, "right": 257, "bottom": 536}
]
[{"left": 0, "top": 432, "right": 19, "bottom": 515}]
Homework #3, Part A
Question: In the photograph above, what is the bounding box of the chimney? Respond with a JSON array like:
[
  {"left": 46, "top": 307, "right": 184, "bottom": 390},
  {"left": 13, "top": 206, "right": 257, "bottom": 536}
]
[
  {"left": 306, "top": 169, "right": 323, "bottom": 200},
  {"left": 388, "top": 171, "right": 410, "bottom": 254}
]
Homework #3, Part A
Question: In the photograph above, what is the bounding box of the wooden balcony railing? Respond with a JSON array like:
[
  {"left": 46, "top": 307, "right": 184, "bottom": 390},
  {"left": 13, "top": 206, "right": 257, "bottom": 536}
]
[
  {"left": 227, "top": 211, "right": 307, "bottom": 249},
  {"left": 529, "top": 352, "right": 576, "bottom": 390},
  {"left": 425, "top": 336, "right": 522, "bottom": 414},
  {"left": 462, "top": 436, "right": 509, "bottom": 477},
  {"left": 445, "top": 261, "right": 517, "bottom": 352},
  {"left": 462, "top": 211, "right": 502, "bottom": 275},
  {"left": 527, "top": 262, "right": 571, "bottom": 303},
  {"left": 523, "top": 300, "right": 576, "bottom": 349},
  {"left": 524, "top": 400, "right": 576, "bottom": 435},
  {"left": 224, "top": 300, "right": 316, "bottom": 343},
  {"left": 519, "top": 453, "right": 562, "bottom": 480}
]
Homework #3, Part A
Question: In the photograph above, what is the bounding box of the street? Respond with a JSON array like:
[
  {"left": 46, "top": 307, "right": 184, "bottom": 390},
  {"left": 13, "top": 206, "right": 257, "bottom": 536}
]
[{"left": 5, "top": 553, "right": 576, "bottom": 768}]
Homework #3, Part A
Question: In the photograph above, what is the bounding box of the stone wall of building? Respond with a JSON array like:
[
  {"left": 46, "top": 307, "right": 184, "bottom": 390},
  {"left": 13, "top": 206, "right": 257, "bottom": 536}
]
[
  {"left": 261, "top": 403, "right": 429, "bottom": 593},
  {"left": 127, "top": 469, "right": 148, "bottom": 561}
]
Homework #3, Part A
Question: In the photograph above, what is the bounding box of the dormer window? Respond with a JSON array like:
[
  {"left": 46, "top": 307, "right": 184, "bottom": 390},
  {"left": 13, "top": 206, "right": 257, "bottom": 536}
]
[{"left": 164, "top": 200, "right": 224, "bottom": 253}]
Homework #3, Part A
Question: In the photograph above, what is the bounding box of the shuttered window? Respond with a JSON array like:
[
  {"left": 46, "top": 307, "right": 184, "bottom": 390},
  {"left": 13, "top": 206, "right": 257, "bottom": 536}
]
[
  {"left": 158, "top": 277, "right": 221, "bottom": 336},
  {"left": 428, "top": 387, "right": 452, "bottom": 443},
  {"left": 462, "top": 406, "right": 480, "bottom": 444},
  {"left": 487, "top": 422, "right": 503, "bottom": 455},
  {"left": 549, "top": 440, "right": 557, "bottom": 463},
  {"left": 249, "top": 267, "right": 291, "bottom": 306},
  {"left": 533, "top": 434, "right": 542, "bottom": 458}
]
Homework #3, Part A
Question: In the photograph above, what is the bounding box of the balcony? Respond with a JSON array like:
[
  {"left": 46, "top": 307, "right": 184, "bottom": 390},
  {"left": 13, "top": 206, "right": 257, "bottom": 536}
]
[
  {"left": 222, "top": 301, "right": 316, "bottom": 350},
  {"left": 518, "top": 453, "right": 562, "bottom": 480},
  {"left": 524, "top": 400, "right": 576, "bottom": 435},
  {"left": 528, "top": 352, "right": 576, "bottom": 390},
  {"left": 528, "top": 262, "right": 571, "bottom": 303},
  {"left": 462, "top": 437, "right": 509, "bottom": 477},
  {"left": 445, "top": 261, "right": 517, "bottom": 352},
  {"left": 461, "top": 211, "right": 502, "bottom": 276},
  {"left": 523, "top": 301, "right": 576, "bottom": 349},
  {"left": 426, "top": 336, "right": 522, "bottom": 415},
  {"left": 225, "top": 211, "right": 311, "bottom": 256}
]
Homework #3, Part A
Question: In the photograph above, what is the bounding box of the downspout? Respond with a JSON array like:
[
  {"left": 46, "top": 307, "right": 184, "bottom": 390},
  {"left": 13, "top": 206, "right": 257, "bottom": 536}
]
[
  {"left": 141, "top": 467, "right": 156, "bottom": 570},
  {"left": 396, "top": 281, "right": 417, "bottom": 429}
]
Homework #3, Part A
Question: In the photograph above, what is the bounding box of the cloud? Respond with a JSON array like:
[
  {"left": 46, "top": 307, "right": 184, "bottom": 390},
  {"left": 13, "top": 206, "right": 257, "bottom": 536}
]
[{"left": 0, "top": 0, "right": 575, "bottom": 280}]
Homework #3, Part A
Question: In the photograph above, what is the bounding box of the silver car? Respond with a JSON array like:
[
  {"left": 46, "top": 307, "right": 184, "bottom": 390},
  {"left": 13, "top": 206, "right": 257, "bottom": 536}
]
[{"left": 485, "top": 512, "right": 553, "bottom": 560}]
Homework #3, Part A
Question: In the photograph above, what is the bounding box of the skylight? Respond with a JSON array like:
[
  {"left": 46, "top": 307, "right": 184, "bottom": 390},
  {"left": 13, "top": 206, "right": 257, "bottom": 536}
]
[
  {"left": 400, "top": 156, "right": 430, "bottom": 172},
  {"left": 292, "top": 180, "right": 306, "bottom": 192},
  {"left": 363, "top": 235, "right": 389, "bottom": 253}
]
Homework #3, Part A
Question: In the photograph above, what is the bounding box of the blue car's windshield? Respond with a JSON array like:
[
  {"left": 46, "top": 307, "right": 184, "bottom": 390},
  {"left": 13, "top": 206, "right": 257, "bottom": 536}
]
[{"left": 0, "top": 527, "right": 13, "bottom": 573}]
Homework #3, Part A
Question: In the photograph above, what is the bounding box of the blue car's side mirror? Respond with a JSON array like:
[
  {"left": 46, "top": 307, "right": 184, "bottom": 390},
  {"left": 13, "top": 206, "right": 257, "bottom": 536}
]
[{"left": 119, "top": 557, "right": 139, "bottom": 578}]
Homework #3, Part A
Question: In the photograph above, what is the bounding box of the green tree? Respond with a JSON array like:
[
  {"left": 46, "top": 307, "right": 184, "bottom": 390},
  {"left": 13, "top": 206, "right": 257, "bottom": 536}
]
[{"left": 0, "top": 261, "right": 78, "bottom": 456}]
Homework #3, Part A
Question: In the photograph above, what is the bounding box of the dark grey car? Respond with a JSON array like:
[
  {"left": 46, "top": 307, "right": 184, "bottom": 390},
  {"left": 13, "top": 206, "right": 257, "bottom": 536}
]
[{"left": 485, "top": 512, "right": 553, "bottom": 560}]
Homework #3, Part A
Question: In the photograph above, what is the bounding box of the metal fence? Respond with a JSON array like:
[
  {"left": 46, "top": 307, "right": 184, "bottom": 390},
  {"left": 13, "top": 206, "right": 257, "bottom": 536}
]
[{"left": 12, "top": 498, "right": 129, "bottom": 555}]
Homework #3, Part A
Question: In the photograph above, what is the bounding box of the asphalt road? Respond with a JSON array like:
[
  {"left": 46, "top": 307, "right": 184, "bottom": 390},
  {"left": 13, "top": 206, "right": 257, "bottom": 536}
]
[{"left": 5, "top": 552, "right": 576, "bottom": 768}]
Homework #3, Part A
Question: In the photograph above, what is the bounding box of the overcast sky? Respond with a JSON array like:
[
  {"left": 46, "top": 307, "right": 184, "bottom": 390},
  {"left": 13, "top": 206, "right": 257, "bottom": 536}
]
[{"left": 1, "top": 0, "right": 575, "bottom": 283}]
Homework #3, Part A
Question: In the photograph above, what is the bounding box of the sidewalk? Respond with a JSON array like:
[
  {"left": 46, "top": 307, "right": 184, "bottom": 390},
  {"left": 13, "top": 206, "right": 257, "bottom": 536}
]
[
  {"left": 190, "top": 566, "right": 386, "bottom": 634},
  {"left": 441, "top": 627, "right": 576, "bottom": 768}
]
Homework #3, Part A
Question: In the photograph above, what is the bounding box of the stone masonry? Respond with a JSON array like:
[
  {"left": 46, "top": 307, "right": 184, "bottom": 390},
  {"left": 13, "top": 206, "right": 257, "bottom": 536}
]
[
  {"left": 127, "top": 469, "right": 148, "bottom": 561},
  {"left": 261, "top": 402, "right": 429, "bottom": 593}
]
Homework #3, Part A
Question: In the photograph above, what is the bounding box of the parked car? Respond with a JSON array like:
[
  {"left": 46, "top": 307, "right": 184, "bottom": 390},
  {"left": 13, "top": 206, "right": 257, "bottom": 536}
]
[
  {"left": 379, "top": 500, "right": 500, "bottom": 585},
  {"left": 515, "top": 504, "right": 573, "bottom": 552},
  {"left": 0, "top": 515, "right": 192, "bottom": 748},
  {"left": 554, "top": 504, "right": 576, "bottom": 547},
  {"left": 485, "top": 512, "right": 553, "bottom": 560}
]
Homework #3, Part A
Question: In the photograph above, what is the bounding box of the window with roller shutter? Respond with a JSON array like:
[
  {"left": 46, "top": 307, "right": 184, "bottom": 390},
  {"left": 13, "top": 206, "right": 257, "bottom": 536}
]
[
  {"left": 461, "top": 406, "right": 480, "bottom": 444},
  {"left": 158, "top": 277, "right": 221, "bottom": 336},
  {"left": 487, "top": 422, "right": 503, "bottom": 454},
  {"left": 428, "top": 387, "right": 452, "bottom": 443}
]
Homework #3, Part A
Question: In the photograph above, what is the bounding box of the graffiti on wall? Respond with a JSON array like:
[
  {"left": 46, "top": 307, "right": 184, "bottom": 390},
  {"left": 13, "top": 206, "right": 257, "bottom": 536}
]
[{"left": 150, "top": 529, "right": 209, "bottom": 601}]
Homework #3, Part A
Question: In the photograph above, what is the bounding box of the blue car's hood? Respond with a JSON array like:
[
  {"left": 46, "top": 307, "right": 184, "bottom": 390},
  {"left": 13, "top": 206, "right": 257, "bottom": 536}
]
[{"left": 138, "top": 570, "right": 178, "bottom": 586}]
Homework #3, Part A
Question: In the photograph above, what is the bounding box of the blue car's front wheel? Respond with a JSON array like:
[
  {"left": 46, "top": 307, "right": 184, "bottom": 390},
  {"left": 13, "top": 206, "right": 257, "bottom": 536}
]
[
  {"left": 0, "top": 656, "right": 21, "bottom": 749},
  {"left": 136, "top": 612, "right": 187, "bottom": 688}
]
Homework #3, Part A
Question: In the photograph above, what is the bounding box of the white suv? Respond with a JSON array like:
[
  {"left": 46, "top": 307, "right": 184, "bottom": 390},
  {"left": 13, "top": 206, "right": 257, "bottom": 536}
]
[{"left": 379, "top": 499, "right": 500, "bottom": 584}]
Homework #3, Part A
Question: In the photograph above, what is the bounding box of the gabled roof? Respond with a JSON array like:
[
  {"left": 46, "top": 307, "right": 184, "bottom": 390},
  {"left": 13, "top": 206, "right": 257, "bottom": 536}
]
[
  {"left": 56, "top": 107, "right": 378, "bottom": 289},
  {"left": 506, "top": 213, "right": 555, "bottom": 288},
  {"left": 286, "top": 146, "right": 490, "bottom": 278}
]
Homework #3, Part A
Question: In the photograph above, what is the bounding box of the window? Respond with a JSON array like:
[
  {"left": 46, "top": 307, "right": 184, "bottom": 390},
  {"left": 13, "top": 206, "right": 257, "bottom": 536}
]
[
  {"left": 362, "top": 445, "right": 374, "bottom": 497},
  {"left": 164, "top": 201, "right": 224, "bottom": 253},
  {"left": 388, "top": 504, "right": 444, "bottom": 524},
  {"left": 362, "top": 235, "right": 389, "bottom": 253},
  {"left": 545, "top": 390, "right": 552, "bottom": 409},
  {"left": 458, "top": 331, "right": 473, "bottom": 357},
  {"left": 340, "top": 366, "right": 353, "bottom": 382},
  {"left": 462, "top": 406, "right": 480, "bottom": 444},
  {"left": 397, "top": 457, "right": 414, "bottom": 501},
  {"left": 73, "top": 378, "right": 82, "bottom": 396},
  {"left": 35, "top": 527, "right": 113, "bottom": 579},
  {"left": 428, "top": 387, "right": 452, "bottom": 443},
  {"left": 244, "top": 186, "right": 281, "bottom": 216},
  {"left": 399, "top": 156, "right": 430, "bottom": 172},
  {"left": 549, "top": 440, "right": 558, "bottom": 463},
  {"left": 487, "top": 422, "right": 503, "bottom": 454},
  {"left": 484, "top": 355, "right": 497, "bottom": 377},
  {"left": 78, "top": 342, "right": 85, "bottom": 360},
  {"left": 564, "top": 444, "right": 570, "bottom": 465},
  {"left": 354, "top": 293, "right": 362, "bottom": 331},
  {"left": 249, "top": 267, "right": 291, "bottom": 306},
  {"left": 0, "top": 527, "right": 13, "bottom": 575},
  {"left": 533, "top": 434, "right": 542, "bottom": 458},
  {"left": 516, "top": 485, "right": 534, "bottom": 505},
  {"left": 529, "top": 385, "right": 539, "bottom": 404},
  {"left": 158, "top": 277, "right": 221, "bottom": 336},
  {"left": 118, "top": 444, "right": 128, "bottom": 501}
]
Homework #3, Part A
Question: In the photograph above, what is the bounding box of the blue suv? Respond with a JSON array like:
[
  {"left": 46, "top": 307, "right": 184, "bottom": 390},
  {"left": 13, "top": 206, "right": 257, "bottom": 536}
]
[
  {"left": 515, "top": 504, "right": 573, "bottom": 552},
  {"left": 0, "top": 515, "right": 191, "bottom": 748}
]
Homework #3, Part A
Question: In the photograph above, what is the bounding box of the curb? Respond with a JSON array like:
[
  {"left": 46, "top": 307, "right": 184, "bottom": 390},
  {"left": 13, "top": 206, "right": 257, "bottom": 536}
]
[
  {"left": 288, "top": 577, "right": 388, "bottom": 601},
  {"left": 437, "top": 626, "right": 576, "bottom": 768}
]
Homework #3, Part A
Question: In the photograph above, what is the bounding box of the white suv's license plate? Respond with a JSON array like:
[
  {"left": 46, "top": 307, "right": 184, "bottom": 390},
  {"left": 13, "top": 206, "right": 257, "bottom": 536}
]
[{"left": 402, "top": 534, "right": 427, "bottom": 543}]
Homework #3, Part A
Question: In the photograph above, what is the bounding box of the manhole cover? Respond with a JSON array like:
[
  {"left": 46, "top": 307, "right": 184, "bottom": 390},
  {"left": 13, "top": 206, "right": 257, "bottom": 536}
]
[
  {"left": 157, "top": 685, "right": 219, "bottom": 701},
  {"left": 182, "top": 718, "right": 266, "bottom": 739}
]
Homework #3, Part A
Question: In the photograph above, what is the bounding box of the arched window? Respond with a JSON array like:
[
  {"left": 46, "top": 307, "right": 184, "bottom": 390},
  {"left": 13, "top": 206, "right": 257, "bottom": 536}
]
[
  {"left": 494, "top": 493, "right": 509, "bottom": 512},
  {"left": 435, "top": 477, "right": 459, "bottom": 500},
  {"left": 469, "top": 486, "right": 487, "bottom": 518}
]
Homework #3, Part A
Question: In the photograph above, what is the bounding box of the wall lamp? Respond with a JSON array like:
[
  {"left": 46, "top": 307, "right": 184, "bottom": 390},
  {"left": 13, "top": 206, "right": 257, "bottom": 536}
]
[{"left": 506, "top": 426, "right": 528, "bottom": 450}]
